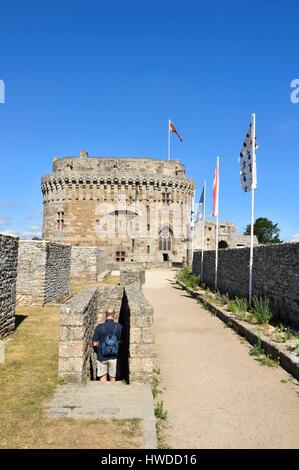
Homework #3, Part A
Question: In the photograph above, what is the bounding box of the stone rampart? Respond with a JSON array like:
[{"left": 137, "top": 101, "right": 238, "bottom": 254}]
[{"left": 192, "top": 243, "right": 299, "bottom": 327}]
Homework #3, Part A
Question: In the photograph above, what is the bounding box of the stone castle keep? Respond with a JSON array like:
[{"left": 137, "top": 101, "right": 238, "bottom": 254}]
[{"left": 42, "top": 151, "right": 195, "bottom": 265}]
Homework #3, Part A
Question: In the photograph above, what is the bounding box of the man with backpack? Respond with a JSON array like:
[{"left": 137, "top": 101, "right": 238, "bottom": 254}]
[{"left": 92, "top": 307, "right": 123, "bottom": 382}]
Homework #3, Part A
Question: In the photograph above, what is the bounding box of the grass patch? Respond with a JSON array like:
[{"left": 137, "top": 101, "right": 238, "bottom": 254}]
[
  {"left": 0, "top": 305, "right": 142, "bottom": 449},
  {"left": 249, "top": 338, "right": 279, "bottom": 368},
  {"left": 256, "top": 355, "right": 279, "bottom": 368},
  {"left": 102, "top": 276, "right": 120, "bottom": 285},
  {"left": 70, "top": 275, "right": 120, "bottom": 295}
]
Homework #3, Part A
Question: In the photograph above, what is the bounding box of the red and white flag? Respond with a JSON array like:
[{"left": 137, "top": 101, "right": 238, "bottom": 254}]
[
  {"left": 169, "top": 120, "right": 183, "bottom": 142},
  {"left": 212, "top": 159, "right": 219, "bottom": 217}
]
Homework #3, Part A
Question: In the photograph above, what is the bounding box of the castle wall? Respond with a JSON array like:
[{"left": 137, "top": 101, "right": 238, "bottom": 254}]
[
  {"left": 192, "top": 243, "right": 299, "bottom": 327},
  {"left": 42, "top": 155, "right": 195, "bottom": 265},
  {"left": 0, "top": 233, "right": 18, "bottom": 337},
  {"left": 59, "top": 286, "right": 98, "bottom": 383},
  {"left": 194, "top": 221, "right": 258, "bottom": 250},
  {"left": 70, "top": 246, "right": 112, "bottom": 283},
  {"left": 16, "top": 241, "right": 71, "bottom": 306}
]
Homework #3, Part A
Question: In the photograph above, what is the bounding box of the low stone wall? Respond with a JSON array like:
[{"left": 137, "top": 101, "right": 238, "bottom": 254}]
[
  {"left": 58, "top": 283, "right": 154, "bottom": 384},
  {"left": 120, "top": 267, "right": 145, "bottom": 289},
  {"left": 70, "top": 246, "right": 111, "bottom": 283},
  {"left": 97, "top": 284, "right": 124, "bottom": 323},
  {"left": 192, "top": 243, "right": 299, "bottom": 327},
  {"left": 59, "top": 287, "right": 98, "bottom": 383},
  {"left": 0, "top": 233, "right": 19, "bottom": 337},
  {"left": 16, "top": 241, "right": 71, "bottom": 306},
  {"left": 125, "top": 284, "right": 154, "bottom": 383}
]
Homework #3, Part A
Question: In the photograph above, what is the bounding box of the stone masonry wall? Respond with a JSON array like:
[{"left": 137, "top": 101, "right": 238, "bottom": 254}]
[
  {"left": 58, "top": 282, "right": 154, "bottom": 384},
  {"left": 70, "top": 246, "right": 111, "bottom": 283},
  {"left": 125, "top": 283, "right": 154, "bottom": 383},
  {"left": 120, "top": 267, "right": 145, "bottom": 289},
  {"left": 59, "top": 287, "right": 98, "bottom": 383},
  {"left": 45, "top": 243, "right": 71, "bottom": 303},
  {"left": 192, "top": 243, "right": 299, "bottom": 327},
  {"left": 0, "top": 233, "right": 18, "bottom": 337},
  {"left": 97, "top": 284, "right": 124, "bottom": 323},
  {"left": 16, "top": 241, "right": 71, "bottom": 306}
]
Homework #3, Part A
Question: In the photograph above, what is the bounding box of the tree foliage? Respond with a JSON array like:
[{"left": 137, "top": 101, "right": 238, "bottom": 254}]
[{"left": 244, "top": 217, "right": 283, "bottom": 244}]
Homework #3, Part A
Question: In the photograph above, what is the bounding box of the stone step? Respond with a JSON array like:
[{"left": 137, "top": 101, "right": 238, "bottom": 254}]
[
  {"left": 97, "top": 270, "right": 111, "bottom": 281},
  {"left": 48, "top": 382, "right": 156, "bottom": 448}
]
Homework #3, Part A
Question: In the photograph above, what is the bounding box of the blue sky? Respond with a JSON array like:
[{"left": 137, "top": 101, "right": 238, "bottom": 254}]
[{"left": 0, "top": 0, "right": 298, "bottom": 241}]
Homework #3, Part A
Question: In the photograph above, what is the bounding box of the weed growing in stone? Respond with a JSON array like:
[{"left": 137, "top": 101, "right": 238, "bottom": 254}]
[
  {"left": 152, "top": 367, "right": 169, "bottom": 448},
  {"left": 251, "top": 296, "right": 272, "bottom": 324},
  {"left": 250, "top": 338, "right": 263, "bottom": 357},
  {"left": 249, "top": 338, "right": 279, "bottom": 367},
  {"left": 152, "top": 375, "right": 161, "bottom": 399},
  {"left": 154, "top": 401, "right": 168, "bottom": 420},
  {"left": 256, "top": 355, "right": 279, "bottom": 367},
  {"left": 274, "top": 324, "right": 299, "bottom": 344}
]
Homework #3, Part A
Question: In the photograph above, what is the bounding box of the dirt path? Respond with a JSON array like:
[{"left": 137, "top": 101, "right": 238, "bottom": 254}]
[{"left": 143, "top": 270, "right": 299, "bottom": 449}]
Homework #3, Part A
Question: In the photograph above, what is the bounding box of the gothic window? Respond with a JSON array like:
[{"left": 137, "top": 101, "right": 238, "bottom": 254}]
[{"left": 159, "top": 225, "right": 173, "bottom": 251}]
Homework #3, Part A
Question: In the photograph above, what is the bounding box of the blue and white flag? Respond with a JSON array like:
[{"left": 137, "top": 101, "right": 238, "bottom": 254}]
[
  {"left": 239, "top": 122, "right": 259, "bottom": 192},
  {"left": 195, "top": 186, "right": 205, "bottom": 222}
]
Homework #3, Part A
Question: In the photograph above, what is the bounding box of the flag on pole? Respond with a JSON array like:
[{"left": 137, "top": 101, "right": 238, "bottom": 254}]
[
  {"left": 212, "top": 160, "right": 219, "bottom": 217},
  {"left": 169, "top": 120, "right": 183, "bottom": 142},
  {"left": 239, "top": 122, "right": 259, "bottom": 192},
  {"left": 195, "top": 186, "right": 205, "bottom": 222}
]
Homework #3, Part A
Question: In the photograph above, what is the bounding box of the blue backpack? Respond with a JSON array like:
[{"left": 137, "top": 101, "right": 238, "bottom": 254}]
[{"left": 101, "top": 323, "right": 119, "bottom": 358}]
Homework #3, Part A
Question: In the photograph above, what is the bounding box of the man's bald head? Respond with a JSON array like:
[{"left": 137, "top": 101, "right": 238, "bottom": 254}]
[{"left": 105, "top": 308, "right": 115, "bottom": 319}]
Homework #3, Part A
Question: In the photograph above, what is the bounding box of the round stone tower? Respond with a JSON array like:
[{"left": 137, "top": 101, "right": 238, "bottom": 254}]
[{"left": 41, "top": 151, "right": 195, "bottom": 265}]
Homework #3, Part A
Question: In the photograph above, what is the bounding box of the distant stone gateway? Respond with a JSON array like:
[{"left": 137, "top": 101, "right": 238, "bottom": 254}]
[{"left": 41, "top": 151, "right": 195, "bottom": 266}]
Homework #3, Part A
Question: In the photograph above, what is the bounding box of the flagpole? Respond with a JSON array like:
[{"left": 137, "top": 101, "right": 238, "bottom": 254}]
[
  {"left": 249, "top": 113, "right": 256, "bottom": 305},
  {"left": 215, "top": 158, "right": 219, "bottom": 291},
  {"left": 200, "top": 180, "right": 206, "bottom": 280},
  {"left": 190, "top": 190, "right": 195, "bottom": 267},
  {"left": 168, "top": 119, "right": 171, "bottom": 161}
]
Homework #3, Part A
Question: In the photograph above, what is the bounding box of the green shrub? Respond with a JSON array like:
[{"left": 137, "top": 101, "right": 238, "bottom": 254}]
[
  {"left": 177, "top": 267, "right": 200, "bottom": 289},
  {"left": 251, "top": 296, "right": 272, "bottom": 324},
  {"left": 214, "top": 292, "right": 230, "bottom": 306},
  {"left": 227, "top": 298, "right": 248, "bottom": 317}
]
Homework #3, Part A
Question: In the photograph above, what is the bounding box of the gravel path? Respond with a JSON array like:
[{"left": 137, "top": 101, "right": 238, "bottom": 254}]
[{"left": 143, "top": 270, "right": 299, "bottom": 449}]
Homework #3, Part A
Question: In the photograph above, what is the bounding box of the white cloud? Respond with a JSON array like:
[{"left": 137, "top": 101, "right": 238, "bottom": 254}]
[
  {"left": 0, "top": 217, "right": 11, "bottom": 226},
  {"left": 19, "top": 224, "right": 42, "bottom": 240},
  {"left": 1, "top": 224, "right": 42, "bottom": 240},
  {"left": 0, "top": 202, "right": 17, "bottom": 209},
  {"left": 289, "top": 233, "right": 299, "bottom": 243}
]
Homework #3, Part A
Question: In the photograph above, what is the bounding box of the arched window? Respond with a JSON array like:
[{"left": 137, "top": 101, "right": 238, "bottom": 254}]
[{"left": 159, "top": 225, "right": 173, "bottom": 251}]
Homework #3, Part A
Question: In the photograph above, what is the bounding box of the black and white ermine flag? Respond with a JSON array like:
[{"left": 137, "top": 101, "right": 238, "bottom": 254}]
[{"left": 239, "top": 123, "right": 259, "bottom": 192}]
